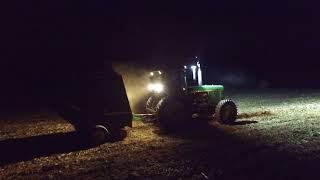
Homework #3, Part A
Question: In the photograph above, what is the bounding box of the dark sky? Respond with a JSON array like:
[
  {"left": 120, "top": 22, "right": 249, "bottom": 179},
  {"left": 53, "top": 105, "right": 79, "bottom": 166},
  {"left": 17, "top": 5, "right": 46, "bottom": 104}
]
[
  {"left": 1, "top": 0, "right": 320, "bottom": 88},
  {"left": 107, "top": 1, "right": 319, "bottom": 60},
  {"left": 107, "top": 1, "right": 320, "bottom": 87}
]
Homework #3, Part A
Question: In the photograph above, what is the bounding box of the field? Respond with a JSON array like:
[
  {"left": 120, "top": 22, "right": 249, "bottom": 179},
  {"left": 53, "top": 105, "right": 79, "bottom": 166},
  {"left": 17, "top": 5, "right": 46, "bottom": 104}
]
[{"left": 1, "top": 89, "right": 320, "bottom": 179}]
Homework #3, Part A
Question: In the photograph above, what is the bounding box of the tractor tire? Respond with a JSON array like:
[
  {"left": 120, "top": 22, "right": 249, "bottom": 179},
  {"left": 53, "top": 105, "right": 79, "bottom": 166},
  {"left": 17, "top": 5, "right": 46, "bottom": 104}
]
[
  {"left": 156, "top": 97, "right": 191, "bottom": 131},
  {"left": 215, "top": 99, "right": 237, "bottom": 124},
  {"left": 146, "top": 96, "right": 161, "bottom": 114}
]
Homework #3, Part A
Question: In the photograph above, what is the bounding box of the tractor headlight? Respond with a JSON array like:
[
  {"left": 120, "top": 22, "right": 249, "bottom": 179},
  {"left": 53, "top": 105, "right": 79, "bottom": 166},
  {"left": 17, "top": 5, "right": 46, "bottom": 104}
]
[{"left": 147, "top": 83, "right": 164, "bottom": 93}]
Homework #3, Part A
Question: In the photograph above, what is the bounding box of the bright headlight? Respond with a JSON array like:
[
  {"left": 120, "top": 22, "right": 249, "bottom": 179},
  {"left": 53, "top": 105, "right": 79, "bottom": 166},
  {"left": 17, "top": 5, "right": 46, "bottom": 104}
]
[
  {"left": 147, "top": 83, "right": 154, "bottom": 91},
  {"left": 153, "top": 83, "right": 164, "bottom": 93},
  {"left": 147, "top": 83, "right": 164, "bottom": 93}
]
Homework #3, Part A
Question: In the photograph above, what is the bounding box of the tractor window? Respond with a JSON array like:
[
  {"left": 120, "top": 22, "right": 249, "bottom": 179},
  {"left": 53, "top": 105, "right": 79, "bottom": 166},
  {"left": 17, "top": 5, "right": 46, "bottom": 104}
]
[{"left": 185, "top": 70, "right": 198, "bottom": 87}]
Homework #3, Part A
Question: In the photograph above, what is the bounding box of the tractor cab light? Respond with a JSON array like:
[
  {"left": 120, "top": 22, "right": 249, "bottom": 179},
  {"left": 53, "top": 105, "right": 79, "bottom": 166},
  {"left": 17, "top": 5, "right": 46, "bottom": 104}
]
[{"left": 191, "top": 65, "right": 197, "bottom": 80}]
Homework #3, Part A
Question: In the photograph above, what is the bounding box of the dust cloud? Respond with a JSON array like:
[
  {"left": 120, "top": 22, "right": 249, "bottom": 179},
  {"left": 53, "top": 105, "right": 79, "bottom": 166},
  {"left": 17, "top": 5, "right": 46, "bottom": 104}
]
[{"left": 113, "top": 63, "right": 151, "bottom": 114}]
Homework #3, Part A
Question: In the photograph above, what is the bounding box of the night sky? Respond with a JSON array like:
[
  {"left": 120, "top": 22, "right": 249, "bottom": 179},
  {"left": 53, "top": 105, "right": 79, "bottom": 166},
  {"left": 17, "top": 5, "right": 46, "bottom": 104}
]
[
  {"left": 1, "top": 0, "right": 320, "bottom": 92},
  {"left": 109, "top": 1, "right": 320, "bottom": 87}
]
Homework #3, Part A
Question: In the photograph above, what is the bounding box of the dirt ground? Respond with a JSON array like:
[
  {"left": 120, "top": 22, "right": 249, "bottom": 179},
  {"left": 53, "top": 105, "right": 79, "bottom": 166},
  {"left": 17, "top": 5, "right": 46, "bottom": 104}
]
[{"left": 1, "top": 89, "right": 320, "bottom": 179}]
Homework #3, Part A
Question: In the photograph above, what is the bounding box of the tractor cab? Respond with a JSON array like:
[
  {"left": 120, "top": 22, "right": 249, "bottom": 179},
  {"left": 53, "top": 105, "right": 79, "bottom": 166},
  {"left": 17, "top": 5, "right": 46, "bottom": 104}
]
[{"left": 182, "top": 61, "right": 203, "bottom": 88}]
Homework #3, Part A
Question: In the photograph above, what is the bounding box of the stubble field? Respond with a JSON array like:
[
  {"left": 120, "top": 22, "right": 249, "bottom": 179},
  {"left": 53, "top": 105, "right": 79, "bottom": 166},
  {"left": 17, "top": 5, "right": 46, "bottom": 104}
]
[{"left": 1, "top": 89, "right": 320, "bottom": 179}]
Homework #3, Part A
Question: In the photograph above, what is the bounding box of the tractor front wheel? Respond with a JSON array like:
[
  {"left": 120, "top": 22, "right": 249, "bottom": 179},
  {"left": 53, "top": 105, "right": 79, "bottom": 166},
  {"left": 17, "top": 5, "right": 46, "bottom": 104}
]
[
  {"left": 215, "top": 99, "right": 237, "bottom": 124},
  {"left": 146, "top": 96, "right": 161, "bottom": 114}
]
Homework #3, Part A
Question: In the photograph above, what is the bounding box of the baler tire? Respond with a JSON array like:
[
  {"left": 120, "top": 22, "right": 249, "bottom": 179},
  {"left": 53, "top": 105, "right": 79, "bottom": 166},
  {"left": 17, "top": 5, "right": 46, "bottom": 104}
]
[{"left": 89, "top": 125, "right": 110, "bottom": 146}]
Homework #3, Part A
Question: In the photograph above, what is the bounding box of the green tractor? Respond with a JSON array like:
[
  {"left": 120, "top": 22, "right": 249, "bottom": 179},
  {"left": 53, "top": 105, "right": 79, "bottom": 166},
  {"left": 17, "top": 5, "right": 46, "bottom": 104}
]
[{"left": 146, "top": 59, "right": 237, "bottom": 130}]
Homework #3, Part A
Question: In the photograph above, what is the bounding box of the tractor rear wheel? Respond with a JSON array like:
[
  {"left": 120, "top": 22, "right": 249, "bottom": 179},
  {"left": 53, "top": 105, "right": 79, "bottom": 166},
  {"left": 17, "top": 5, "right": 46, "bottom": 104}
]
[
  {"left": 156, "top": 98, "right": 191, "bottom": 131},
  {"left": 215, "top": 99, "right": 237, "bottom": 124}
]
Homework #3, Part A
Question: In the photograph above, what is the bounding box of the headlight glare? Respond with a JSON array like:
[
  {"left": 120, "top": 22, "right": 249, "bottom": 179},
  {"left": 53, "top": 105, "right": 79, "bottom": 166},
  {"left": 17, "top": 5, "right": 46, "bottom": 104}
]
[{"left": 147, "top": 83, "right": 163, "bottom": 93}]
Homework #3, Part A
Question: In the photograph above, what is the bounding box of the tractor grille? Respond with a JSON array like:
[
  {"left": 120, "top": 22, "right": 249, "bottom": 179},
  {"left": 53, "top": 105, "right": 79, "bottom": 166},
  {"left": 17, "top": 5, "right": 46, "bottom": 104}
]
[{"left": 193, "top": 92, "right": 209, "bottom": 105}]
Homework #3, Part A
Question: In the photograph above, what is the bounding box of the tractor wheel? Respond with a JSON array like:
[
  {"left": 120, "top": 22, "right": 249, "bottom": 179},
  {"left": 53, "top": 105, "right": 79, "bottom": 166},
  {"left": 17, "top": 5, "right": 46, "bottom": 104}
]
[
  {"left": 146, "top": 96, "right": 161, "bottom": 114},
  {"left": 215, "top": 99, "right": 237, "bottom": 124},
  {"left": 156, "top": 98, "right": 191, "bottom": 131}
]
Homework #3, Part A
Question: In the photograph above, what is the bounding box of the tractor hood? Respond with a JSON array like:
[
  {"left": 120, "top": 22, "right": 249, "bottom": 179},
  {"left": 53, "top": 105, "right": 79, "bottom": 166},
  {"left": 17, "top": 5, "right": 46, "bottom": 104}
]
[
  {"left": 189, "top": 85, "right": 224, "bottom": 92},
  {"left": 189, "top": 85, "right": 224, "bottom": 106}
]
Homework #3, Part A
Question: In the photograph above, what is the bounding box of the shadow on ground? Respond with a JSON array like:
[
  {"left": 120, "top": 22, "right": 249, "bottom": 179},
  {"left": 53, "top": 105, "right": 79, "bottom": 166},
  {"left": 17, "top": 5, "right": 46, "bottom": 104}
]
[
  {"left": 237, "top": 111, "right": 273, "bottom": 119},
  {"left": 0, "top": 130, "right": 127, "bottom": 166},
  {"left": 0, "top": 132, "right": 90, "bottom": 166}
]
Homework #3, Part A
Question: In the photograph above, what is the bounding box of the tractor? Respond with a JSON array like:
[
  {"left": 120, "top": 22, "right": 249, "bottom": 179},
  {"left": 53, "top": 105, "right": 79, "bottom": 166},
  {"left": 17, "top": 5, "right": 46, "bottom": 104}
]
[{"left": 145, "top": 58, "right": 237, "bottom": 130}]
